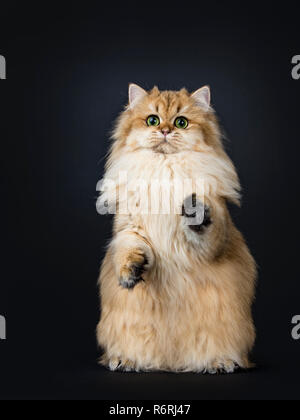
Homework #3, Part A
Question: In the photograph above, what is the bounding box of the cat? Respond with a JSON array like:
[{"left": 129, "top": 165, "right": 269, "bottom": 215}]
[{"left": 96, "top": 84, "right": 257, "bottom": 374}]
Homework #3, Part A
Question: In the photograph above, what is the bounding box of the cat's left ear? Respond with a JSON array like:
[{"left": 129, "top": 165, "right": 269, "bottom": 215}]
[
  {"left": 128, "top": 83, "right": 147, "bottom": 108},
  {"left": 191, "top": 86, "right": 211, "bottom": 111}
]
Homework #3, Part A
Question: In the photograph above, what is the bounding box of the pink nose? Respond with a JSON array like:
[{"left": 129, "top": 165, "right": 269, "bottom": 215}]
[{"left": 162, "top": 129, "right": 170, "bottom": 136}]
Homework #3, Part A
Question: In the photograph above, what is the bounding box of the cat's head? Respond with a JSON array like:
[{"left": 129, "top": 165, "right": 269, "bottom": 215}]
[{"left": 111, "top": 84, "right": 222, "bottom": 155}]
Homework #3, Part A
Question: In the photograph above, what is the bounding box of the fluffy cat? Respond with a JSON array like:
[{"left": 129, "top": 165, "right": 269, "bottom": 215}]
[{"left": 96, "top": 84, "right": 256, "bottom": 374}]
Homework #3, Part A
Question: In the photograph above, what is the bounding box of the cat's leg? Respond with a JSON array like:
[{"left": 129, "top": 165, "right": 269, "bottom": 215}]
[
  {"left": 182, "top": 194, "right": 229, "bottom": 260},
  {"left": 182, "top": 194, "right": 255, "bottom": 374},
  {"left": 112, "top": 231, "right": 154, "bottom": 290},
  {"left": 98, "top": 234, "right": 158, "bottom": 371}
]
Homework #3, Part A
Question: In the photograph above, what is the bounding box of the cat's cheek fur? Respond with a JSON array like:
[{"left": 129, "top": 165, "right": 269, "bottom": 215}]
[{"left": 126, "top": 128, "right": 151, "bottom": 150}]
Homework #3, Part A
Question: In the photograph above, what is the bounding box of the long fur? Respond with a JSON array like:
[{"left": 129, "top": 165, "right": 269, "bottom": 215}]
[{"left": 96, "top": 86, "right": 256, "bottom": 373}]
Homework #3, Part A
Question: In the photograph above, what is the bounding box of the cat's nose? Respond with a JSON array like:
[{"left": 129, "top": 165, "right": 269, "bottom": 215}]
[{"left": 162, "top": 128, "right": 170, "bottom": 137}]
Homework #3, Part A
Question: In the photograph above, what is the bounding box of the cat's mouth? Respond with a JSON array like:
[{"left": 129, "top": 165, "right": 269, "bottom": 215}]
[{"left": 152, "top": 140, "right": 177, "bottom": 154}]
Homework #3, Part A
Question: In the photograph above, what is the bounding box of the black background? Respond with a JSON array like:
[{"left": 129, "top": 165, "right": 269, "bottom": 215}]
[{"left": 1, "top": 1, "right": 300, "bottom": 400}]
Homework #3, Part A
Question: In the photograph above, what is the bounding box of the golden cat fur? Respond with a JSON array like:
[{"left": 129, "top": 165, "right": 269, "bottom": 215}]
[{"left": 96, "top": 84, "right": 256, "bottom": 374}]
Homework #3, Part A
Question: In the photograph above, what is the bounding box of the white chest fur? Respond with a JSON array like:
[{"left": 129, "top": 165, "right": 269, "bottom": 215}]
[{"left": 98, "top": 149, "right": 240, "bottom": 266}]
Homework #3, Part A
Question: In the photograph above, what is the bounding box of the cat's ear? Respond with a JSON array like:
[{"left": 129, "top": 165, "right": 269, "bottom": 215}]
[
  {"left": 191, "top": 86, "right": 211, "bottom": 111},
  {"left": 128, "top": 83, "right": 147, "bottom": 108}
]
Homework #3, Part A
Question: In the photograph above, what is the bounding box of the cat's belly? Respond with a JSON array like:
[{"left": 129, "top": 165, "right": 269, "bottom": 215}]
[{"left": 98, "top": 258, "right": 254, "bottom": 372}]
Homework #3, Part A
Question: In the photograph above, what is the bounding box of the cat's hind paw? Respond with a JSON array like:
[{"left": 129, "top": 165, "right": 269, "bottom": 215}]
[
  {"left": 106, "top": 357, "right": 137, "bottom": 373},
  {"left": 204, "top": 359, "right": 240, "bottom": 375}
]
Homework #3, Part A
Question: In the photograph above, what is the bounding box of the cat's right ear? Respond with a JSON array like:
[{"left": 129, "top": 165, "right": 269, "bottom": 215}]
[
  {"left": 191, "top": 86, "right": 211, "bottom": 111},
  {"left": 128, "top": 84, "right": 147, "bottom": 108}
]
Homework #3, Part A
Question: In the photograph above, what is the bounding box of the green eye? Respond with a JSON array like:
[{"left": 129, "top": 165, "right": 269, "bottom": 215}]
[
  {"left": 147, "top": 115, "right": 160, "bottom": 127},
  {"left": 175, "top": 117, "right": 188, "bottom": 129}
]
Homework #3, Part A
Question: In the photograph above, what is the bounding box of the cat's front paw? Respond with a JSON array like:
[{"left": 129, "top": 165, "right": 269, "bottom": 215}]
[
  {"left": 182, "top": 194, "right": 212, "bottom": 233},
  {"left": 119, "top": 251, "right": 148, "bottom": 290}
]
